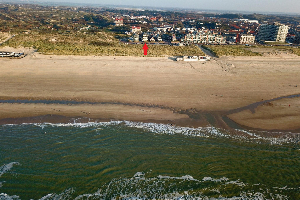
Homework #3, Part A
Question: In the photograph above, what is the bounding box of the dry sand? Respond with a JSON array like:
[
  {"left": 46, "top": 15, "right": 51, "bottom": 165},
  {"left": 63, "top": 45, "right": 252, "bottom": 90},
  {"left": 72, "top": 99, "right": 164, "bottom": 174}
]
[{"left": 1, "top": 48, "right": 300, "bottom": 131}]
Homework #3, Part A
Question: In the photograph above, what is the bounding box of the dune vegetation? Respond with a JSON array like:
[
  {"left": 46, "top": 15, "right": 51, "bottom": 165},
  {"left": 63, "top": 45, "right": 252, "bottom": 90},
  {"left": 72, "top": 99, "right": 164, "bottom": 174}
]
[
  {"left": 290, "top": 47, "right": 300, "bottom": 56},
  {"left": 203, "top": 45, "right": 261, "bottom": 57},
  {"left": 249, "top": 45, "right": 300, "bottom": 56},
  {"left": 3, "top": 31, "right": 204, "bottom": 57},
  {"left": 264, "top": 45, "right": 300, "bottom": 56}
]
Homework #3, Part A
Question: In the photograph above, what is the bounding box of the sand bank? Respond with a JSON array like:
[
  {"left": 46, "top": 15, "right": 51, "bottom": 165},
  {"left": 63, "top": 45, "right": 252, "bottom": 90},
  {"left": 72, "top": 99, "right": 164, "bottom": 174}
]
[{"left": 0, "top": 50, "right": 300, "bottom": 130}]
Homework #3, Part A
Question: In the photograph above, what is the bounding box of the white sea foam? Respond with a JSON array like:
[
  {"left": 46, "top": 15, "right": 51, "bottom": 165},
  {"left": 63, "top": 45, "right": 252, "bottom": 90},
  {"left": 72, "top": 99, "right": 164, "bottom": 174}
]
[
  {"left": 202, "top": 177, "right": 229, "bottom": 182},
  {"left": 0, "top": 169, "right": 293, "bottom": 200},
  {"left": 0, "top": 162, "right": 20, "bottom": 178},
  {"left": 226, "top": 180, "right": 246, "bottom": 187},
  {"left": 70, "top": 172, "right": 292, "bottom": 200},
  {"left": 3, "top": 120, "right": 299, "bottom": 145},
  {"left": 157, "top": 174, "right": 196, "bottom": 181},
  {"left": 39, "top": 188, "right": 74, "bottom": 200},
  {"left": 0, "top": 193, "right": 20, "bottom": 200},
  {"left": 0, "top": 163, "right": 21, "bottom": 200}
]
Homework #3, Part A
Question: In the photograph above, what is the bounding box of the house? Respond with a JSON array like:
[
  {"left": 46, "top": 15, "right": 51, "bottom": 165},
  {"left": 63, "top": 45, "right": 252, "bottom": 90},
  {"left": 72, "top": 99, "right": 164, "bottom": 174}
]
[
  {"left": 155, "top": 35, "right": 162, "bottom": 42},
  {"left": 114, "top": 18, "right": 123, "bottom": 26},
  {"left": 133, "top": 33, "right": 140, "bottom": 42},
  {"left": 184, "top": 30, "right": 226, "bottom": 44},
  {"left": 224, "top": 33, "right": 239, "bottom": 44},
  {"left": 238, "top": 34, "right": 255, "bottom": 44},
  {"left": 158, "top": 17, "right": 164, "bottom": 22},
  {"left": 172, "top": 34, "right": 177, "bottom": 41},
  {"left": 149, "top": 36, "right": 155, "bottom": 42},
  {"left": 215, "top": 35, "right": 226, "bottom": 44},
  {"left": 142, "top": 33, "right": 148, "bottom": 42},
  {"left": 131, "top": 26, "right": 142, "bottom": 33}
]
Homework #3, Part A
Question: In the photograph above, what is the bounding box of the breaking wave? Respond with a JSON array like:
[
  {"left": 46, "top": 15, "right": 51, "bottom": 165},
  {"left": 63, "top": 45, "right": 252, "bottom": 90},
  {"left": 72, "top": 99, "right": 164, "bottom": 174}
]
[
  {"left": 1, "top": 171, "right": 292, "bottom": 200},
  {"left": 4, "top": 120, "right": 300, "bottom": 145},
  {"left": 0, "top": 172, "right": 291, "bottom": 200},
  {"left": 0, "top": 162, "right": 21, "bottom": 200},
  {"left": 0, "top": 162, "right": 20, "bottom": 178}
]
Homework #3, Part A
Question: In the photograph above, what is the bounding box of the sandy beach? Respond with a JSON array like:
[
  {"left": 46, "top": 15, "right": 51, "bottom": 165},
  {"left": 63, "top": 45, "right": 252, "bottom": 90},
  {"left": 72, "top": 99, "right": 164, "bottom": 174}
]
[{"left": 1, "top": 47, "right": 300, "bottom": 131}]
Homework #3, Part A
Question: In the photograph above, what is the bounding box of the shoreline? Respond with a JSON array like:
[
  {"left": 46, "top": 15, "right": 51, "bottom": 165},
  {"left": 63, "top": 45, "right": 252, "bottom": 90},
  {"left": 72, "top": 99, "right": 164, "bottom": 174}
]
[
  {"left": 1, "top": 99, "right": 300, "bottom": 133},
  {"left": 1, "top": 50, "right": 300, "bottom": 131},
  {"left": 2, "top": 113, "right": 300, "bottom": 144}
]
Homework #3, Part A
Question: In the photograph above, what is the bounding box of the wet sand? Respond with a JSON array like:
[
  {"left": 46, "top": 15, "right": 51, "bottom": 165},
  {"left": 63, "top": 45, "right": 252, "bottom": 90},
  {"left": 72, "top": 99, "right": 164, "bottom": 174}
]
[{"left": 1, "top": 49, "right": 300, "bottom": 131}]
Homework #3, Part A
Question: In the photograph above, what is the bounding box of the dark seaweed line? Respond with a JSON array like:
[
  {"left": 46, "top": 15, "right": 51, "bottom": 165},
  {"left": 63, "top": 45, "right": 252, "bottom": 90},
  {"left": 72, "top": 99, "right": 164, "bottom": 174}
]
[
  {"left": 0, "top": 99, "right": 174, "bottom": 111},
  {"left": 227, "top": 93, "right": 300, "bottom": 115},
  {"left": 2, "top": 92, "right": 300, "bottom": 117},
  {"left": 1, "top": 93, "right": 300, "bottom": 130}
]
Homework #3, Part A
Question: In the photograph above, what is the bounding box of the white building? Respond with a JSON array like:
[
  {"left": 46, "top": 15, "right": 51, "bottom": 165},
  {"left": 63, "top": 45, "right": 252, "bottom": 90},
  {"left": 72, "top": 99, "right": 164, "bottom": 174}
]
[
  {"left": 184, "top": 30, "right": 226, "bottom": 44},
  {"left": 239, "top": 19, "right": 259, "bottom": 24},
  {"left": 257, "top": 23, "right": 289, "bottom": 43},
  {"left": 239, "top": 34, "right": 255, "bottom": 44},
  {"left": 248, "top": 20, "right": 259, "bottom": 24},
  {"left": 133, "top": 33, "right": 139, "bottom": 42},
  {"left": 142, "top": 33, "right": 148, "bottom": 42},
  {"left": 276, "top": 25, "right": 289, "bottom": 42},
  {"left": 131, "top": 26, "right": 142, "bottom": 33}
]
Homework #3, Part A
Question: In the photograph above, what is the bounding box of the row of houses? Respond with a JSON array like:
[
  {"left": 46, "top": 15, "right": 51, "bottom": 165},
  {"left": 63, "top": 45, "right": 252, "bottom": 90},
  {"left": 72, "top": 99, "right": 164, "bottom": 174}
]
[
  {"left": 184, "top": 31, "right": 226, "bottom": 44},
  {"left": 128, "top": 23, "right": 290, "bottom": 44},
  {"left": 128, "top": 27, "right": 257, "bottom": 44},
  {"left": 114, "top": 17, "right": 164, "bottom": 26},
  {"left": 129, "top": 33, "right": 162, "bottom": 42},
  {"left": 184, "top": 33, "right": 256, "bottom": 44}
]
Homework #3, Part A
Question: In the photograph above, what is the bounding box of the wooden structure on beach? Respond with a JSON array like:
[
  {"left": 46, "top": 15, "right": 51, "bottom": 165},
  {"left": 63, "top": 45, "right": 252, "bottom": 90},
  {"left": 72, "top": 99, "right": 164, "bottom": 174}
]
[
  {"left": 0, "top": 51, "right": 24, "bottom": 58},
  {"left": 177, "top": 56, "right": 211, "bottom": 61}
]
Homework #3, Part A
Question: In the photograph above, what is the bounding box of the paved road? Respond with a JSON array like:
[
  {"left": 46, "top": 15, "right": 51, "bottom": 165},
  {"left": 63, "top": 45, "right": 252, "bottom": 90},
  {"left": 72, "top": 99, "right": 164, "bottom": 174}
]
[
  {"left": 0, "top": 35, "right": 15, "bottom": 46},
  {"left": 198, "top": 45, "right": 218, "bottom": 58}
]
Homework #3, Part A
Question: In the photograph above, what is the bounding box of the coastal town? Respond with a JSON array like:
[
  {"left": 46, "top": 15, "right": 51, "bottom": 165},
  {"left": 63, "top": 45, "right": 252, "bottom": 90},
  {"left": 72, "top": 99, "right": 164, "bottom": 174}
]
[
  {"left": 0, "top": 2, "right": 300, "bottom": 47},
  {"left": 1, "top": 1, "right": 300, "bottom": 199},
  {"left": 116, "top": 16, "right": 293, "bottom": 45}
]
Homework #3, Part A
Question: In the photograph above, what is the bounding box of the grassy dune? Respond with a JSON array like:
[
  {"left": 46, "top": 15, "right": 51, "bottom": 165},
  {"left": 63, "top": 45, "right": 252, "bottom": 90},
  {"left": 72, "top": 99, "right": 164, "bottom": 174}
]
[
  {"left": 291, "top": 47, "right": 300, "bottom": 56},
  {"left": 262, "top": 45, "right": 300, "bottom": 56},
  {"left": 204, "top": 45, "right": 261, "bottom": 57},
  {"left": 3, "top": 31, "right": 204, "bottom": 57},
  {"left": 249, "top": 45, "right": 300, "bottom": 56}
]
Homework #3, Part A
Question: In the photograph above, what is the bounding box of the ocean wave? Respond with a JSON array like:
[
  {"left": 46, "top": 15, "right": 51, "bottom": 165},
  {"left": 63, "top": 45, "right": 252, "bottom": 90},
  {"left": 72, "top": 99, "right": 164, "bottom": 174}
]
[
  {"left": 0, "top": 193, "right": 20, "bottom": 200},
  {"left": 39, "top": 172, "right": 291, "bottom": 200},
  {"left": 39, "top": 188, "right": 74, "bottom": 200},
  {"left": 0, "top": 163, "right": 21, "bottom": 200},
  {"left": 0, "top": 162, "right": 20, "bottom": 178},
  {"left": 0, "top": 169, "right": 293, "bottom": 199},
  {"left": 2, "top": 121, "right": 300, "bottom": 145}
]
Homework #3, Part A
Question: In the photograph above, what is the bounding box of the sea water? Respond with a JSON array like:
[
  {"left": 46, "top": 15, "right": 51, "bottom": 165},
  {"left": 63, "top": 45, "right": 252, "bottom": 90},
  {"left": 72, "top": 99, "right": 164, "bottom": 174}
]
[{"left": 0, "top": 121, "right": 300, "bottom": 199}]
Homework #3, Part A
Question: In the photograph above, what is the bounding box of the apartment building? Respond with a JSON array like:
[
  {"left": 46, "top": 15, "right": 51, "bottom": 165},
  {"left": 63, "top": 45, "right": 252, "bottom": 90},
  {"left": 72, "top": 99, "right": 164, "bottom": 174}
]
[
  {"left": 257, "top": 23, "right": 289, "bottom": 43},
  {"left": 184, "top": 31, "right": 226, "bottom": 44},
  {"left": 238, "top": 34, "right": 256, "bottom": 44}
]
